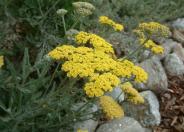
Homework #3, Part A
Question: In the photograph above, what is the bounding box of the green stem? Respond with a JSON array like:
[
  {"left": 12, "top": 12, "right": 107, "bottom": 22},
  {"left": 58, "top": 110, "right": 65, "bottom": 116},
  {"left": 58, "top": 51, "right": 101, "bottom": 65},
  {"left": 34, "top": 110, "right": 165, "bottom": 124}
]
[
  {"left": 62, "top": 16, "right": 66, "bottom": 34},
  {"left": 71, "top": 18, "right": 80, "bottom": 29},
  {"left": 80, "top": 111, "right": 97, "bottom": 118},
  {"left": 43, "top": 62, "right": 60, "bottom": 96},
  {"left": 76, "top": 98, "right": 97, "bottom": 113}
]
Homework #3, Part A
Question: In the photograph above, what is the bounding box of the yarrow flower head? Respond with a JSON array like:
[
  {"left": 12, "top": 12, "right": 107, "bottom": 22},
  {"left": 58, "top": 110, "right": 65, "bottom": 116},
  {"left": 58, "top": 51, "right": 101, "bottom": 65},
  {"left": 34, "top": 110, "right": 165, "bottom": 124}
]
[
  {"left": 84, "top": 73, "right": 120, "bottom": 97},
  {"left": 137, "top": 22, "right": 170, "bottom": 37},
  {"left": 133, "top": 22, "right": 167, "bottom": 54},
  {"left": 99, "top": 16, "right": 124, "bottom": 31},
  {"left": 121, "top": 82, "right": 144, "bottom": 104},
  {"left": 75, "top": 31, "right": 114, "bottom": 54},
  {"left": 72, "top": 2, "right": 95, "bottom": 16},
  {"left": 99, "top": 96, "right": 124, "bottom": 119}
]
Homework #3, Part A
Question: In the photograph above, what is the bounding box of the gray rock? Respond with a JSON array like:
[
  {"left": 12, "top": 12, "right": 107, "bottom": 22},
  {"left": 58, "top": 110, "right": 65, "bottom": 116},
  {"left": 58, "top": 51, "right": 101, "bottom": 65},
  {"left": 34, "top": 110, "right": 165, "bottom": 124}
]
[
  {"left": 138, "top": 50, "right": 152, "bottom": 63},
  {"left": 156, "top": 39, "right": 177, "bottom": 59},
  {"left": 72, "top": 103, "right": 99, "bottom": 132},
  {"left": 108, "top": 32, "right": 140, "bottom": 57},
  {"left": 139, "top": 56, "right": 168, "bottom": 93},
  {"left": 96, "top": 117, "right": 145, "bottom": 132},
  {"left": 164, "top": 53, "right": 184, "bottom": 76},
  {"left": 73, "top": 119, "right": 98, "bottom": 132},
  {"left": 172, "top": 18, "right": 184, "bottom": 30},
  {"left": 107, "top": 87, "right": 124, "bottom": 102},
  {"left": 172, "top": 29, "right": 184, "bottom": 44},
  {"left": 173, "top": 43, "right": 184, "bottom": 62},
  {"left": 122, "top": 91, "right": 161, "bottom": 127},
  {"left": 143, "top": 128, "right": 153, "bottom": 132}
]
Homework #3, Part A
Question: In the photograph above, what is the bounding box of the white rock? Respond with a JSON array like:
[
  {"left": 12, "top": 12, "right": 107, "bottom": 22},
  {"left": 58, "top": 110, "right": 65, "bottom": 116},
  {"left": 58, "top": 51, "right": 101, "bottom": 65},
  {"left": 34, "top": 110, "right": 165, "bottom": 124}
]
[
  {"left": 96, "top": 117, "right": 145, "bottom": 132},
  {"left": 173, "top": 43, "right": 184, "bottom": 62},
  {"left": 164, "top": 53, "right": 184, "bottom": 76},
  {"left": 122, "top": 91, "right": 161, "bottom": 127}
]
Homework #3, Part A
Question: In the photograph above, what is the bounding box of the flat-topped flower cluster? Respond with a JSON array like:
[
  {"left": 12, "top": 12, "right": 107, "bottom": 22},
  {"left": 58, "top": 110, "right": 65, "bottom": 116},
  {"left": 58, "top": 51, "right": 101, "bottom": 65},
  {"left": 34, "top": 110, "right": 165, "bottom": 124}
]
[
  {"left": 134, "top": 22, "right": 170, "bottom": 54},
  {"left": 48, "top": 31, "right": 148, "bottom": 98}
]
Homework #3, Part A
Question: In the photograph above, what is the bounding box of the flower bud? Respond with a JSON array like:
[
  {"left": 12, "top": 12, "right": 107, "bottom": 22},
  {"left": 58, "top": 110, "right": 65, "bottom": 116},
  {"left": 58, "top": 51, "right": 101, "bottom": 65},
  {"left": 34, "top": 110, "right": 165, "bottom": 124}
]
[{"left": 56, "top": 9, "right": 68, "bottom": 16}]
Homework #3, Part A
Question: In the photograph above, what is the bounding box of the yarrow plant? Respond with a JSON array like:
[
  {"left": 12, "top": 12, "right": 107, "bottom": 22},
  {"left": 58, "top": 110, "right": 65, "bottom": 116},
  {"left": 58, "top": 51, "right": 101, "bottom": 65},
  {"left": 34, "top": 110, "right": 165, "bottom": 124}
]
[
  {"left": 47, "top": 2, "right": 170, "bottom": 130},
  {"left": 0, "top": 1, "right": 172, "bottom": 132}
]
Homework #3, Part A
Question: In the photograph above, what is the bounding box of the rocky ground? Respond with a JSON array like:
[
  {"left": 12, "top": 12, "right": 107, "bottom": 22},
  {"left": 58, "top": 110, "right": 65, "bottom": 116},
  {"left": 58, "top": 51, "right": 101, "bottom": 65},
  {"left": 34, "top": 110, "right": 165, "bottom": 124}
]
[{"left": 73, "top": 18, "right": 184, "bottom": 132}]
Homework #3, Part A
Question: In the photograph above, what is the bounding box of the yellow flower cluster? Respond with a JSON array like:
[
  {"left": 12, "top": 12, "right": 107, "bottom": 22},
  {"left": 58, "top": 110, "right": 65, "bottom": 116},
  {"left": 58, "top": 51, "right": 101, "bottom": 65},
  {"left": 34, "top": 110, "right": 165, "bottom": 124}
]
[
  {"left": 48, "top": 45, "right": 76, "bottom": 60},
  {"left": 132, "top": 66, "right": 148, "bottom": 83},
  {"left": 48, "top": 31, "right": 148, "bottom": 97},
  {"left": 84, "top": 73, "right": 120, "bottom": 97},
  {"left": 121, "top": 82, "right": 144, "bottom": 104},
  {"left": 72, "top": 2, "right": 95, "bottom": 16},
  {"left": 0, "top": 56, "right": 4, "bottom": 68},
  {"left": 99, "top": 16, "right": 124, "bottom": 31},
  {"left": 75, "top": 31, "right": 114, "bottom": 54},
  {"left": 99, "top": 96, "right": 124, "bottom": 119},
  {"left": 48, "top": 44, "right": 148, "bottom": 97},
  {"left": 137, "top": 22, "right": 170, "bottom": 37},
  {"left": 134, "top": 23, "right": 166, "bottom": 54},
  {"left": 112, "top": 60, "right": 148, "bottom": 83},
  {"left": 139, "top": 37, "right": 164, "bottom": 54}
]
